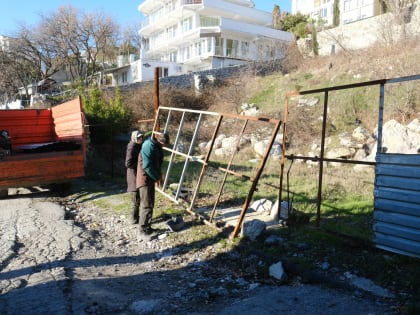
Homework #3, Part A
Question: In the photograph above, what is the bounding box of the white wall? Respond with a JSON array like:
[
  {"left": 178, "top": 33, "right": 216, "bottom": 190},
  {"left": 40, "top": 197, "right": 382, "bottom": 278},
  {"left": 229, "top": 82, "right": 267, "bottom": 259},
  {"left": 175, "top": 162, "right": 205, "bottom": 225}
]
[{"left": 317, "top": 5, "right": 420, "bottom": 55}]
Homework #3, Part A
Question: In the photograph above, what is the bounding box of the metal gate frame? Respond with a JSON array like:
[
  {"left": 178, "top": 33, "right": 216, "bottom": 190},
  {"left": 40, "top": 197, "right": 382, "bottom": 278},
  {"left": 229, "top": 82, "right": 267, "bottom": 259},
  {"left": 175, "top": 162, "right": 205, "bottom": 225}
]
[
  {"left": 150, "top": 106, "right": 282, "bottom": 238},
  {"left": 281, "top": 74, "right": 420, "bottom": 257}
]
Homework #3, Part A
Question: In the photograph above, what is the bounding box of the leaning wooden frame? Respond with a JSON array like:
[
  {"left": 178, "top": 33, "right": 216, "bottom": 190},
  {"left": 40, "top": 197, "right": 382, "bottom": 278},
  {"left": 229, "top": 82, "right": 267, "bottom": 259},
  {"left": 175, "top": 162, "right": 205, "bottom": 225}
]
[{"left": 150, "top": 106, "right": 282, "bottom": 238}]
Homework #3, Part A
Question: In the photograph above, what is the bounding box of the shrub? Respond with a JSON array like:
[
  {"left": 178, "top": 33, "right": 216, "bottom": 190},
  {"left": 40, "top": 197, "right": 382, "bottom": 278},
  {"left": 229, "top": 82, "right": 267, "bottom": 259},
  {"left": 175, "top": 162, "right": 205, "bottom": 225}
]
[{"left": 80, "top": 85, "right": 131, "bottom": 143}]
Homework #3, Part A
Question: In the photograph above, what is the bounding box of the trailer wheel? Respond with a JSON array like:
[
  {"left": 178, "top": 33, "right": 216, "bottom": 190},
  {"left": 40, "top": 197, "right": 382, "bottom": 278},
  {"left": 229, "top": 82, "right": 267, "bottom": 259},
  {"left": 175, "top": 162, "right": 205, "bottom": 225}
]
[{"left": 0, "top": 189, "right": 8, "bottom": 198}]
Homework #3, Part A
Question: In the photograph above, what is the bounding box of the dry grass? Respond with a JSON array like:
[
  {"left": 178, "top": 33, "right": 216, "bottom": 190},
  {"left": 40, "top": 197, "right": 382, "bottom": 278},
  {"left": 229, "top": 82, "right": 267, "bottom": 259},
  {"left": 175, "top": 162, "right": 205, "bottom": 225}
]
[{"left": 298, "top": 38, "right": 420, "bottom": 82}]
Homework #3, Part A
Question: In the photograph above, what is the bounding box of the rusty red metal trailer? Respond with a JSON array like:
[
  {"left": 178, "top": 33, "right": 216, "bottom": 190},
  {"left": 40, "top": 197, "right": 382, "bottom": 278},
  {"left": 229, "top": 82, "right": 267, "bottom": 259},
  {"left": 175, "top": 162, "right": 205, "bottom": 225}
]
[{"left": 0, "top": 97, "right": 86, "bottom": 196}]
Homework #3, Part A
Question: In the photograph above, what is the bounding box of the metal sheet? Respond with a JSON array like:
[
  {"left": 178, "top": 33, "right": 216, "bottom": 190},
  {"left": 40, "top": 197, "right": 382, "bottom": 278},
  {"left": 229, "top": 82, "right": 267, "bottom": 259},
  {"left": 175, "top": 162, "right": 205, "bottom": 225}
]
[
  {"left": 375, "top": 233, "right": 420, "bottom": 257},
  {"left": 375, "top": 198, "right": 420, "bottom": 216},
  {"left": 375, "top": 187, "right": 419, "bottom": 203},
  {"left": 374, "top": 153, "right": 420, "bottom": 258},
  {"left": 374, "top": 222, "right": 420, "bottom": 241}
]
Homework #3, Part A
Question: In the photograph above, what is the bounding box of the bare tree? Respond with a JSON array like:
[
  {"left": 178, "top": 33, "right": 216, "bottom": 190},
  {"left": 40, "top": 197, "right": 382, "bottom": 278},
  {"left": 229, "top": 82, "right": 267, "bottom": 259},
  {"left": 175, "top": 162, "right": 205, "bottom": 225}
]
[
  {"left": 333, "top": 0, "right": 340, "bottom": 27},
  {"left": 119, "top": 24, "right": 142, "bottom": 57},
  {"left": 272, "top": 5, "right": 282, "bottom": 29},
  {"left": 79, "top": 11, "right": 119, "bottom": 84},
  {"left": 39, "top": 5, "right": 85, "bottom": 81},
  {"left": 0, "top": 33, "right": 45, "bottom": 101},
  {"left": 0, "top": 4, "right": 121, "bottom": 95},
  {"left": 378, "top": 0, "right": 417, "bottom": 43},
  {"left": 0, "top": 49, "right": 28, "bottom": 102}
]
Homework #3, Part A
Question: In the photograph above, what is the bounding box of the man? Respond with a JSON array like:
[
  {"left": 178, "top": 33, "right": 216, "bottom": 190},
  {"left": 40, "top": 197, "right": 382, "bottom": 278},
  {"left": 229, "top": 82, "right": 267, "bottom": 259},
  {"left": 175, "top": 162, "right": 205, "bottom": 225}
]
[
  {"left": 125, "top": 130, "right": 143, "bottom": 224},
  {"left": 136, "top": 132, "right": 169, "bottom": 239}
]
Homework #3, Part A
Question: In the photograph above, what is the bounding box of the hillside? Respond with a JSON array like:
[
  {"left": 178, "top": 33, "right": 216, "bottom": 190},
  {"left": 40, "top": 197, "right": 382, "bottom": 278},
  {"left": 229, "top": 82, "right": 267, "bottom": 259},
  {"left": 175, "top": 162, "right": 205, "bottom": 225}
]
[
  {"left": 82, "top": 40, "right": 420, "bottom": 314},
  {"left": 249, "top": 40, "right": 420, "bottom": 119}
]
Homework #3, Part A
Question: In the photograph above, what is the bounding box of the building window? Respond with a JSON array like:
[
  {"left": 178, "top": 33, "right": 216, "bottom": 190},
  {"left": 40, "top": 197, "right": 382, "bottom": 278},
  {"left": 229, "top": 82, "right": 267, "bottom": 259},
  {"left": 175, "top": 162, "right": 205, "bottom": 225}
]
[
  {"left": 166, "top": 0, "right": 175, "bottom": 11},
  {"left": 167, "top": 25, "right": 177, "bottom": 39},
  {"left": 182, "top": 17, "right": 193, "bottom": 33},
  {"left": 158, "top": 67, "right": 169, "bottom": 78},
  {"left": 343, "top": 0, "right": 350, "bottom": 11},
  {"left": 241, "top": 41, "right": 249, "bottom": 57},
  {"left": 195, "top": 41, "right": 202, "bottom": 56},
  {"left": 181, "top": 46, "right": 190, "bottom": 61},
  {"left": 121, "top": 71, "right": 127, "bottom": 83},
  {"left": 207, "top": 38, "right": 213, "bottom": 53},
  {"left": 215, "top": 37, "right": 223, "bottom": 56},
  {"left": 200, "top": 16, "right": 220, "bottom": 27},
  {"left": 226, "top": 39, "right": 238, "bottom": 58}
]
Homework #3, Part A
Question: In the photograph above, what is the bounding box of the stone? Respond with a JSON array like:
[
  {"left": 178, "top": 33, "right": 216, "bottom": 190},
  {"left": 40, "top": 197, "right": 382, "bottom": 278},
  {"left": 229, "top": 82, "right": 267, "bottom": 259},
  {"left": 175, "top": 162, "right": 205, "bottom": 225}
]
[
  {"left": 253, "top": 140, "right": 283, "bottom": 158},
  {"left": 264, "top": 235, "right": 284, "bottom": 246},
  {"left": 326, "top": 147, "right": 355, "bottom": 159},
  {"left": 352, "top": 126, "right": 371, "bottom": 142},
  {"left": 270, "top": 200, "right": 290, "bottom": 220},
  {"left": 241, "top": 219, "right": 266, "bottom": 241},
  {"left": 373, "top": 119, "right": 420, "bottom": 154},
  {"left": 250, "top": 198, "right": 273, "bottom": 213},
  {"left": 269, "top": 261, "right": 287, "bottom": 282},
  {"left": 344, "top": 272, "right": 395, "bottom": 298},
  {"left": 241, "top": 103, "right": 259, "bottom": 116},
  {"left": 214, "top": 134, "right": 226, "bottom": 149},
  {"left": 298, "top": 97, "right": 319, "bottom": 107}
]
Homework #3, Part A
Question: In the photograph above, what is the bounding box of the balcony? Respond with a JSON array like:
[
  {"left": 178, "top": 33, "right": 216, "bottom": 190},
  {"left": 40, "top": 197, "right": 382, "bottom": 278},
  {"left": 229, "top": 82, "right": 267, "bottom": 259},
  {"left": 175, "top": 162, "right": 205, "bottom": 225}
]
[
  {"left": 144, "top": 14, "right": 292, "bottom": 57},
  {"left": 140, "top": 0, "right": 271, "bottom": 32},
  {"left": 182, "top": 0, "right": 202, "bottom": 4}
]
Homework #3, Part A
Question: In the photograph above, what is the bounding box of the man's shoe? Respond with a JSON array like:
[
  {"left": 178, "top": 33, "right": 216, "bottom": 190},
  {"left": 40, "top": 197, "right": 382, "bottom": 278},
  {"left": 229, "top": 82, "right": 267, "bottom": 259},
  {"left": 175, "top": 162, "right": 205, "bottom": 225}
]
[
  {"left": 144, "top": 227, "right": 157, "bottom": 234},
  {"left": 139, "top": 227, "right": 157, "bottom": 241},
  {"left": 132, "top": 219, "right": 139, "bottom": 225}
]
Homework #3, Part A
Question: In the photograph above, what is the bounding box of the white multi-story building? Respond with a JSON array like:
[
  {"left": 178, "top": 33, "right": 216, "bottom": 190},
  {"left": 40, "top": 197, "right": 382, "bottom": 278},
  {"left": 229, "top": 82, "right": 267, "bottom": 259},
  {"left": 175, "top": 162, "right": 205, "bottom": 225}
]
[
  {"left": 0, "top": 35, "right": 14, "bottom": 52},
  {"left": 107, "top": 0, "right": 293, "bottom": 86},
  {"left": 292, "top": 0, "right": 380, "bottom": 26}
]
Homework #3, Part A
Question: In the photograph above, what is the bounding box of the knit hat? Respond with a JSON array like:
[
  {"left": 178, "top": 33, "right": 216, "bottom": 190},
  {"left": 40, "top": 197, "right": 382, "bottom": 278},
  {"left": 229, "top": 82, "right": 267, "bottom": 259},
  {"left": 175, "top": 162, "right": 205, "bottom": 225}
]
[{"left": 131, "top": 130, "right": 144, "bottom": 142}]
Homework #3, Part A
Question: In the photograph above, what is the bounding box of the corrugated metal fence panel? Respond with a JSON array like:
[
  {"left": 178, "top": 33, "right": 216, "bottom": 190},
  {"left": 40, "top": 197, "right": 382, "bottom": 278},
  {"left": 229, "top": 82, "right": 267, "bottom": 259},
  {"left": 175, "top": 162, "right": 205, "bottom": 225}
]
[
  {"left": 373, "top": 153, "right": 420, "bottom": 258},
  {"left": 51, "top": 96, "right": 84, "bottom": 140},
  {"left": 0, "top": 109, "right": 54, "bottom": 148}
]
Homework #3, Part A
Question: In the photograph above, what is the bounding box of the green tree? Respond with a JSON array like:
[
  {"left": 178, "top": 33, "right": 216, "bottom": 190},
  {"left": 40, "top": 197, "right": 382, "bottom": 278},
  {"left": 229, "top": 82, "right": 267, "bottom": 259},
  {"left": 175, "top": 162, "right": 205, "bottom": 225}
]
[
  {"left": 81, "top": 85, "right": 130, "bottom": 143},
  {"left": 279, "top": 13, "right": 309, "bottom": 39}
]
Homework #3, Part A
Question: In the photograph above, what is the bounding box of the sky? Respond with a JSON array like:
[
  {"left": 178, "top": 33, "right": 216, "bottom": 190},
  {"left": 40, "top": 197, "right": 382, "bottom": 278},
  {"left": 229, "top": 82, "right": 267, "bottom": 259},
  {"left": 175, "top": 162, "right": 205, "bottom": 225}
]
[{"left": 0, "top": 0, "right": 291, "bottom": 36}]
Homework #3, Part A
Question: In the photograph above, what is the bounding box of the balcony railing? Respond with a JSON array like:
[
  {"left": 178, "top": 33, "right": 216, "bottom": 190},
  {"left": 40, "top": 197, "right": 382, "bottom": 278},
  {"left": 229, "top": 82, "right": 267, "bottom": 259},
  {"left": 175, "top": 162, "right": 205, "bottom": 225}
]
[
  {"left": 141, "top": 1, "right": 204, "bottom": 29},
  {"left": 200, "top": 16, "right": 220, "bottom": 27},
  {"left": 181, "top": 0, "right": 202, "bottom": 4}
]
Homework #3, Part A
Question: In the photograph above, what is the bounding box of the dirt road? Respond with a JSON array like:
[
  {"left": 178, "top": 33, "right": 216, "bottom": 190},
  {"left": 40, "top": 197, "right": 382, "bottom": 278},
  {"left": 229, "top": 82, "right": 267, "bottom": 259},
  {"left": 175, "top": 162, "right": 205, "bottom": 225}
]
[{"left": 0, "top": 187, "right": 397, "bottom": 314}]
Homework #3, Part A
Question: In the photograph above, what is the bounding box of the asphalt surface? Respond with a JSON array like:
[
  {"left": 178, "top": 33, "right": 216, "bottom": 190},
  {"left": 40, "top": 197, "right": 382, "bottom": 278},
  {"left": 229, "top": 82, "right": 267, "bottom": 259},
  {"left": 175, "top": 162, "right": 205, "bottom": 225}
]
[
  {"left": 0, "top": 190, "right": 397, "bottom": 315},
  {"left": 0, "top": 191, "right": 85, "bottom": 314}
]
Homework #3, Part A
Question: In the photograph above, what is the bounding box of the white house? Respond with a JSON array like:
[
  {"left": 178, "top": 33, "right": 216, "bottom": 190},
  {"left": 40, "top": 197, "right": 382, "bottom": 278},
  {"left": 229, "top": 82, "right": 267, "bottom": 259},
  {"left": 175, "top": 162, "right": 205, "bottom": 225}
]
[
  {"left": 292, "top": 0, "right": 380, "bottom": 26},
  {"left": 0, "top": 35, "right": 13, "bottom": 52},
  {"left": 106, "top": 0, "right": 293, "bottom": 86}
]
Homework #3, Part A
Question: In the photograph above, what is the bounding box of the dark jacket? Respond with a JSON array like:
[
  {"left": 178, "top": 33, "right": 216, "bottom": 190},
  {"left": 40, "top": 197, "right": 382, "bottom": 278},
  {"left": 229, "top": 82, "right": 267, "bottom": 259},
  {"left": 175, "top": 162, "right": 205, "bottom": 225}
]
[
  {"left": 136, "top": 137, "right": 163, "bottom": 188},
  {"left": 125, "top": 141, "right": 141, "bottom": 192}
]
